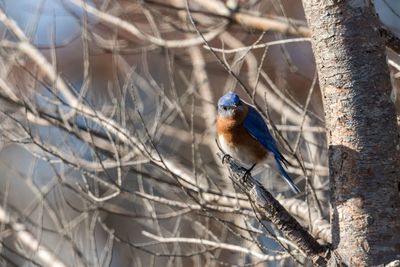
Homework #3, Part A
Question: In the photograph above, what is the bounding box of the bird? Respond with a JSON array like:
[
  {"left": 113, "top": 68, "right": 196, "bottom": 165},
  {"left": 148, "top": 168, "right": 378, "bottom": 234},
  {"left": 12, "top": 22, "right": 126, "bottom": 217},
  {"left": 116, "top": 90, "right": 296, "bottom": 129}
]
[{"left": 216, "top": 91, "right": 300, "bottom": 193}]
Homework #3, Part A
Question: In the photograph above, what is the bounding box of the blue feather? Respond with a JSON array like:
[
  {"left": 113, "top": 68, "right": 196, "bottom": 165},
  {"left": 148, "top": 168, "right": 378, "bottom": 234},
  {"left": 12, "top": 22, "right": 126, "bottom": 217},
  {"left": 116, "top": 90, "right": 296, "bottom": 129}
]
[{"left": 243, "top": 105, "right": 300, "bottom": 193}]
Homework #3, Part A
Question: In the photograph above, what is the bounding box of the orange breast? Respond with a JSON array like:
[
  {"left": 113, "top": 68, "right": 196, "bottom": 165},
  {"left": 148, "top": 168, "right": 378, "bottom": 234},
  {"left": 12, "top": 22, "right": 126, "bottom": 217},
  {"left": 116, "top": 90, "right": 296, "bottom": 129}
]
[{"left": 217, "top": 116, "right": 267, "bottom": 162}]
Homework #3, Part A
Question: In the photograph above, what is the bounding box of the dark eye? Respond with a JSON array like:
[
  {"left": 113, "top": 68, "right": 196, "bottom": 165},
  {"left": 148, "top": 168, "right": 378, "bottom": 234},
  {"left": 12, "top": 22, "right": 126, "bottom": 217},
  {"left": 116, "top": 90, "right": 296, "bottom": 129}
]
[{"left": 222, "top": 106, "right": 228, "bottom": 111}]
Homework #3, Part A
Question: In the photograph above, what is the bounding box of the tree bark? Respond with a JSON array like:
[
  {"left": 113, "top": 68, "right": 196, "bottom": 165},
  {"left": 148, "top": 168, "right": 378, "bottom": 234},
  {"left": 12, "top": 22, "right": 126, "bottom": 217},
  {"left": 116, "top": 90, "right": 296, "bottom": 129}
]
[
  {"left": 220, "top": 153, "right": 327, "bottom": 265},
  {"left": 301, "top": 1, "right": 400, "bottom": 266}
]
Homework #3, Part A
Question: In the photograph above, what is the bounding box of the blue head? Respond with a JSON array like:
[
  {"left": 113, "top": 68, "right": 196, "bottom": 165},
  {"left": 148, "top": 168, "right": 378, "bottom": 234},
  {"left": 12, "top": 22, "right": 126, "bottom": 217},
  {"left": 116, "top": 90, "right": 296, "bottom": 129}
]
[{"left": 217, "top": 91, "right": 244, "bottom": 117}]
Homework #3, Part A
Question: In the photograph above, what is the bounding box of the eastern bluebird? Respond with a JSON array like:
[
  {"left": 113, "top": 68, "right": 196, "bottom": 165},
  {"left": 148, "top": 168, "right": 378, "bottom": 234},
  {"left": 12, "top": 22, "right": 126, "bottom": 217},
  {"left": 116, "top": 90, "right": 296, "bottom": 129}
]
[{"left": 216, "top": 91, "right": 300, "bottom": 193}]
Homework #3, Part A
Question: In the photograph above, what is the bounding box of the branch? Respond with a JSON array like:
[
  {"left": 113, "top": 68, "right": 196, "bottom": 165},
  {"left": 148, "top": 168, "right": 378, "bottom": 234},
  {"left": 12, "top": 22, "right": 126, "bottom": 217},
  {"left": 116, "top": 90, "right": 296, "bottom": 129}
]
[
  {"left": 142, "top": 230, "right": 292, "bottom": 261},
  {"left": 231, "top": 12, "right": 310, "bottom": 37},
  {"left": 0, "top": 206, "right": 67, "bottom": 267},
  {"left": 0, "top": 9, "right": 215, "bottom": 199},
  {"left": 183, "top": 6, "right": 231, "bottom": 177},
  {"left": 147, "top": 0, "right": 400, "bottom": 54},
  {"left": 277, "top": 197, "right": 331, "bottom": 244},
  {"left": 68, "top": 0, "right": 226, "bottom": 48},
  {"left": 380, "top": 25, "right": 400, "bottom": 54},
  {"left": 220, "top": 154, "right": 329, "bottom": 265}
]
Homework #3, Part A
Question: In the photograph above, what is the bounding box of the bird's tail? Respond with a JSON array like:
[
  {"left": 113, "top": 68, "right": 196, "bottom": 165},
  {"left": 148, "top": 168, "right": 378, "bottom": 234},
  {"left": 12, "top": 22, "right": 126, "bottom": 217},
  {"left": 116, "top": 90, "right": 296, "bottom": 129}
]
[{"left": 275, "top": 157, "right": 300, "bottom": 194}]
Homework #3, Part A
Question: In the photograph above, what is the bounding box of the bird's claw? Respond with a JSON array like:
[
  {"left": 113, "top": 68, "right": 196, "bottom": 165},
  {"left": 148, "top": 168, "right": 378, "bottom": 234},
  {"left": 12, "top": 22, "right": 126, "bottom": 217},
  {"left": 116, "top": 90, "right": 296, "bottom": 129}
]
[
  {"left": 222, "top": 154, "right": 232, "bottom": 164},
  {"left": 240, "top": 168, "right": 251, "bottom": 184},
  {"left": 240, "top": 163, "right": 256, "bottom": 185}
]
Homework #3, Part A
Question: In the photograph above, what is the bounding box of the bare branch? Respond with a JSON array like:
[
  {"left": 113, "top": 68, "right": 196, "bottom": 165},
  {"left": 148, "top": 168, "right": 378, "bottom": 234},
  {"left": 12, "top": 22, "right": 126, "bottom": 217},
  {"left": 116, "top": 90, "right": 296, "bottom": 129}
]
[
  {"left": 0, "top": 206, "right": 67, "bottom": 267},
  {"left": 220, "top": 154, "right": 328, "bottom": 265},
  {"left": 142, "top": 230, "right": 291, "bottom": 261}
]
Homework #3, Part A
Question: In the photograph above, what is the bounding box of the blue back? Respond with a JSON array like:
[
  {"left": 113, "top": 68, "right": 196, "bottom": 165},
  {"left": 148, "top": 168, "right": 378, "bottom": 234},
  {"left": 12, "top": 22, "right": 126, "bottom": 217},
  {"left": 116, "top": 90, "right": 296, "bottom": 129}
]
[
  {"left": 243, "top": 106, "right": 282, "bottom": 159},
  {"left": 243, "top": 105, "right": 300, "bottom": 193}
]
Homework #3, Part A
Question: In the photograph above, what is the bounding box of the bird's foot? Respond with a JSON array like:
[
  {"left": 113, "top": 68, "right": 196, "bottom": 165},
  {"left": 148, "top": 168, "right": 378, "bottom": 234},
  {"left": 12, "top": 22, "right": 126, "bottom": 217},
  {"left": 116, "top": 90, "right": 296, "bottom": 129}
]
[
  {"left": 222, "top": 153, "right": 232, "bottom": 164},
  {"left": 240, "top": 163, "right": 256, "bottom": 185}
]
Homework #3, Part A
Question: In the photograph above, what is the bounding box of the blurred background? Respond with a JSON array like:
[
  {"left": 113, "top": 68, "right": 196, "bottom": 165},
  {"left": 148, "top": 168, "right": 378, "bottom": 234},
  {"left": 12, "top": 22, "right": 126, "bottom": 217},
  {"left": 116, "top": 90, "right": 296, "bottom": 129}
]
[{"left": 0, "top": 0, "right": 398, "bottom": 266}]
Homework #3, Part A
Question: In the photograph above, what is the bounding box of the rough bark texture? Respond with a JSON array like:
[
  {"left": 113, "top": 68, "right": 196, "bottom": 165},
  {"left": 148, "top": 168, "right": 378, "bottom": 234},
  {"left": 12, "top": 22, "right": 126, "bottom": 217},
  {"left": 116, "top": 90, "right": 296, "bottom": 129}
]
[
  {"left": 302, "top": 1, "right": 400, "bottom": 266},
  {"left": 220, "top": 154, "right": 327, "bottom": 265}
]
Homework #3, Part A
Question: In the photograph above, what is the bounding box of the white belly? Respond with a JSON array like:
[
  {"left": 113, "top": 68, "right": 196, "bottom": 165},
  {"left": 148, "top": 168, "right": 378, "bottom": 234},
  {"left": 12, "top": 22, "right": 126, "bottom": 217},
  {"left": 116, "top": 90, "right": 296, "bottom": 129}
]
[{"left": 218, "top": 134, "right": 260, "bottom": 168}]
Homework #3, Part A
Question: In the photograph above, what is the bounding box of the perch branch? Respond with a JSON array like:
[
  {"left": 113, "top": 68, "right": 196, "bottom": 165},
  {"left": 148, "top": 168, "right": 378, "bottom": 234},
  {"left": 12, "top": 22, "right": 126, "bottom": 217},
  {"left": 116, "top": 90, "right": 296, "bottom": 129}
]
[{"left": 219, "top": 153, "right": 329, "bottom": 265}]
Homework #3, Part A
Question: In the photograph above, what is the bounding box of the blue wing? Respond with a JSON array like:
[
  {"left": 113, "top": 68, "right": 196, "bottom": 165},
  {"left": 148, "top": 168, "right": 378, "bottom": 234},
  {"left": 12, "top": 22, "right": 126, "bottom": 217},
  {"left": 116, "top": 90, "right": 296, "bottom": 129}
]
[{"left": 243, "top": 105, "right": 300, "bottom": 193}]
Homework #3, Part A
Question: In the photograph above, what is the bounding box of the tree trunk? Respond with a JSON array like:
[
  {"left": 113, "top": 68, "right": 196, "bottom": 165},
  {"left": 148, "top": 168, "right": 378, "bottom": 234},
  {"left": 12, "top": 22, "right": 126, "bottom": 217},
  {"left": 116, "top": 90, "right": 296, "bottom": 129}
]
[{"left": 301, "top": 1, "right": 400, "bottom": 266}]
